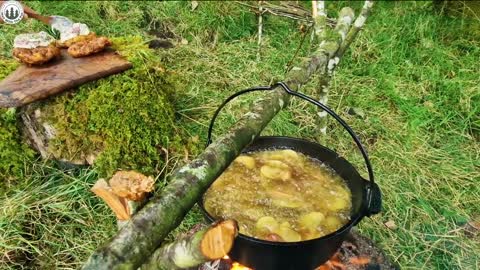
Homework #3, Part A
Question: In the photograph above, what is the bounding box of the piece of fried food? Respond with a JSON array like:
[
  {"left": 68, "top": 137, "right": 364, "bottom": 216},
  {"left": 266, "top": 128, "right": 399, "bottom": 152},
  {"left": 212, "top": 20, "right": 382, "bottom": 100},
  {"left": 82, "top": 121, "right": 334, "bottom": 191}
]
[
  {"left": 57, "top": 32, "right": 97, "bottom": 48},
  {"left": 12, "top": 44, "right": 61, "bottom": 65},
  {"left": 67, "top": 36, "right": 111, "bottom": 58}
]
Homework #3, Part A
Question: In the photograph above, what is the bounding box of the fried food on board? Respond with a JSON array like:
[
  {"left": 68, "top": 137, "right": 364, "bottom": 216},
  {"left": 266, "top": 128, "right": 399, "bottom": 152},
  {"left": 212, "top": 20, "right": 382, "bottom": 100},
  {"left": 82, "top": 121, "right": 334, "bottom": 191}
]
[
  {"left": 67, "top": 36, "right": 112, "bottom": 58},
  {"left": 12, "top": 32, "right": 61, "bottom": 65},
  {"left": 55, "top": 22, "right": 112, "bottom": 57},
  {"left": 13, "top": 45, "right": 61, "bottom": 66},
  {"left": 57, "top": 32, "right": 97, "bottom": 48}
]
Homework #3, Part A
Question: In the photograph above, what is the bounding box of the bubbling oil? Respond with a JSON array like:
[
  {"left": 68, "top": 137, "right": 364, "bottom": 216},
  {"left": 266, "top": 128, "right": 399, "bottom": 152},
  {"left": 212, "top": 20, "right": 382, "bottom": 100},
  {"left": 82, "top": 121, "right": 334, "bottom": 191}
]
[{"left": 204, "top": 149, "right": 352, "bottom": 242}]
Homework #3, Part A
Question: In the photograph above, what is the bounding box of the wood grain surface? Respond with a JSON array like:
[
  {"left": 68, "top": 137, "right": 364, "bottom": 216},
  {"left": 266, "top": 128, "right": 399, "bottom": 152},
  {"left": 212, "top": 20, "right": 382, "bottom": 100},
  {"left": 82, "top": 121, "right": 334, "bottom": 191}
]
[{"left": 0, "top": 49, "right": 132, "bottom": 108}]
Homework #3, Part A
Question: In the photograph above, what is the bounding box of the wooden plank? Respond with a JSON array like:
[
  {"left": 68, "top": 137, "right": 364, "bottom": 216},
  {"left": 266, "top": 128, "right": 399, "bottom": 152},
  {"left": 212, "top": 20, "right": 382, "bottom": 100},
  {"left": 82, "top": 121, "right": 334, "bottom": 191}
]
[{"left": 0, "top": 49, "right": 132, "bottom": 108}]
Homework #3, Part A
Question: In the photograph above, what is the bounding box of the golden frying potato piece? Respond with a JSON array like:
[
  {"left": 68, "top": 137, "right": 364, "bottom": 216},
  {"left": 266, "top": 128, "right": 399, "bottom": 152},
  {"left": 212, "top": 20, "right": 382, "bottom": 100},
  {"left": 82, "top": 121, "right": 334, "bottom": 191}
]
[
  {"left": 234, "top": 155, "right": 256, "bottom": 169},
  {"left": 67, "top": 36, "right": 111, "bottom": 58},
  {"left": 298, "top": 212, "right": 325, "bottom": 231},
  {"left": 57, "top": 32, "right": 97, "bottom": 48},
  {"left": 275, "top": 222, "right": 301, "bottom": 242},
  {"left": 324, "top": 216, "right": 343, "bottom": 232},
  {"left": 260, "top": 160, "right": 292, "bottom": 181},
  {"left": 267, "top": 190, "right": 303, "bottom": 208},
  {"left": 255, "top": 216, "right": 279, "bottom": 234},
  {"left": 12, "top": 44, "right": 61, "bottom": 65}
]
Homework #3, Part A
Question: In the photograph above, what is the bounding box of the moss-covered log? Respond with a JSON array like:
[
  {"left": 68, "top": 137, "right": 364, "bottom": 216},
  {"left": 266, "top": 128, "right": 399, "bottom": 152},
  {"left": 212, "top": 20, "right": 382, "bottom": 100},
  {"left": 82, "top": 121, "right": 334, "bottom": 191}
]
[
  {"left": 141, "top": 220, "right": 238, "bottom": 270},
  {"left": 82, "top": 28, "right": 334, "bottom": 270}
]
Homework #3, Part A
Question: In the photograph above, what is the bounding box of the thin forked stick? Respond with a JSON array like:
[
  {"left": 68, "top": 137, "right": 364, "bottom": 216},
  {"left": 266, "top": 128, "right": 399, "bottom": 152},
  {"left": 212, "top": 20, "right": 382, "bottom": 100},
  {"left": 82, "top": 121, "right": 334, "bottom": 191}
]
[
  {"left": 335, "top": 0, "right": 374, "bottom": 59},
  {"left": 257, "top": 1, "right": 263, "bottom": 61}
]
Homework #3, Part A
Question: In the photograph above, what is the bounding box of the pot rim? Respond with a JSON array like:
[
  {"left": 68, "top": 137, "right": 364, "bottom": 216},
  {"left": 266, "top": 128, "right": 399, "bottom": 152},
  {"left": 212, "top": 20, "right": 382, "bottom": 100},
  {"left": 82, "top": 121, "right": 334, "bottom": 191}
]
[{"left": 199, "top": 136, "right": 368, "bottom": 247}]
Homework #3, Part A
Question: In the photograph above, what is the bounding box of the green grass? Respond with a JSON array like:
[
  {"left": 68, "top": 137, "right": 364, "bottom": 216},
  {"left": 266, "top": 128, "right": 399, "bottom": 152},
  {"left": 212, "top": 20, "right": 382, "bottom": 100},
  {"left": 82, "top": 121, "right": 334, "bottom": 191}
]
[{"left": 0, "top": 1, "right": 479, "bottom": 269}]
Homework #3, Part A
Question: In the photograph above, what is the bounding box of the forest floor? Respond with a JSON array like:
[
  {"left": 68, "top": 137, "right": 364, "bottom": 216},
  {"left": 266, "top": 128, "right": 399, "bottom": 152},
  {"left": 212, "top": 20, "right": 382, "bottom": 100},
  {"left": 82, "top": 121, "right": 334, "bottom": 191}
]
[{"left": 0, "top": 1, "right": 479, "bottom": 269}]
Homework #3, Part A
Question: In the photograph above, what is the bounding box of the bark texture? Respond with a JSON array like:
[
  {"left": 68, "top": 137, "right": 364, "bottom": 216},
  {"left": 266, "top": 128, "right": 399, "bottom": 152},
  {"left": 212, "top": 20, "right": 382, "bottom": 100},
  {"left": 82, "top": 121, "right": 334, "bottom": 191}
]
[
  {"left": 315, "top": 7, "right": 355, "bottom": 136},
  {"left": 141, "top": 220, "right": 237, "bottom": 270},
  {"left": 336, "top": 1, "right": 374, "bottom": 59},
  {"left": 82, "top": 31, "right": 333, "bottom": 270}
]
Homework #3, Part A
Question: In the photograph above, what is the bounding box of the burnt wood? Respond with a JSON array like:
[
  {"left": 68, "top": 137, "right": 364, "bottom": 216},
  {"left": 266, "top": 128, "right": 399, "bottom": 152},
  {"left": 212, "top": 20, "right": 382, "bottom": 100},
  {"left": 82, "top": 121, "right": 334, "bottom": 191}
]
[{"left": 0, "top": 49, "right": 132, "bottom": 108}]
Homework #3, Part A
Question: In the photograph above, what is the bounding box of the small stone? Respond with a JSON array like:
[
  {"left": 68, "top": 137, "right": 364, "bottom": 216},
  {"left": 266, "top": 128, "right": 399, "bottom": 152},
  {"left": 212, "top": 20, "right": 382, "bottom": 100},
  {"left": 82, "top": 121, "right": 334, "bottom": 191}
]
[
  {"left": 191, "top": 0, "right": 199, "bottom": 11},
  {"left": 384, "top": 220, "right": 397, "bottom": 230},
  {"left": 347, "top": 107, "right": 365, "bottom": 118},
  {"left": 86, "top": 153, "right": 97, "bottom": 165},
  {"left": 423, "top": 101, "right": 434, "bottom": 108},
  {"left": 180, "top": 38, "right": 189, "bottom": 45}
]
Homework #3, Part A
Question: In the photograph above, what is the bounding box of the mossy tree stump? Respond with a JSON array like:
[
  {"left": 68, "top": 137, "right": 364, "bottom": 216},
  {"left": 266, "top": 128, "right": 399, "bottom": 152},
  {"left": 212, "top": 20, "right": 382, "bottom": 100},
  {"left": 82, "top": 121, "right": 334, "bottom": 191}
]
[{"left": 16, "top": 37, "right": 183, "bottom": 178}]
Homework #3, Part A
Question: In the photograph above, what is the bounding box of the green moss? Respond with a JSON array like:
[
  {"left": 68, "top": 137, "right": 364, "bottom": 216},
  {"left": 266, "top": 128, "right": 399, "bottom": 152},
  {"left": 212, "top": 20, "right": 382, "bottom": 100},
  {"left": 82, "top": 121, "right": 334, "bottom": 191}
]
[
  {"left": 0, "top": 108, "right": 35, "bottom": 190},
  {"left": 42, "top": 36, "right": 182, "bottom": 177},
  {"left": 0, "top": 60, "right": 35, "bottom": 190}
]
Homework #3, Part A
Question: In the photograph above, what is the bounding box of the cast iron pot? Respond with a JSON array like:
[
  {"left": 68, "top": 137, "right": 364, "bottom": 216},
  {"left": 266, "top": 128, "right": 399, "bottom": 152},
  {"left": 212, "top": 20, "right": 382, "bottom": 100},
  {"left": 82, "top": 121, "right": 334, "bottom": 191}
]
[{"left": 199, "top": 82, "right": 382, "bottom": 270}]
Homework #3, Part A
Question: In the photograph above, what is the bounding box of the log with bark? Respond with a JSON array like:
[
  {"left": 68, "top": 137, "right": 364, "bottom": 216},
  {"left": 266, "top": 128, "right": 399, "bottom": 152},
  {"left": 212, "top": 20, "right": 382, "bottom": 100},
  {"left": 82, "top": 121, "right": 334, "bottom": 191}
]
[
  {"left": 141, "top": 220, "right": 238, "bottom": 270},
  {"left": 83, "top": 3, "right": 375, "bottom": 270},
  {"left": 92, "top": 170, "right": 238, "bottom": 270}
]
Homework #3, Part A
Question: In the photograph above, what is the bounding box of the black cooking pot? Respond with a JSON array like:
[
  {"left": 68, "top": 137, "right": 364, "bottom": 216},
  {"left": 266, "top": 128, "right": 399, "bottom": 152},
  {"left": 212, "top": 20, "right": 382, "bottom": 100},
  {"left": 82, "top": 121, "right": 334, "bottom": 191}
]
[{"left": 199, "top": 82, "right": 382, "bottom": 270}]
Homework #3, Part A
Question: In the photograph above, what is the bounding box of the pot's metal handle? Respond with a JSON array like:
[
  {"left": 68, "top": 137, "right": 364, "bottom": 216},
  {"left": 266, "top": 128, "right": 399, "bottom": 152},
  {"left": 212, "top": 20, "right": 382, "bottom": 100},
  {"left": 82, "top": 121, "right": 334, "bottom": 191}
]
[{"left": 206, "top": 82, "right": 381, "bottom": 216}]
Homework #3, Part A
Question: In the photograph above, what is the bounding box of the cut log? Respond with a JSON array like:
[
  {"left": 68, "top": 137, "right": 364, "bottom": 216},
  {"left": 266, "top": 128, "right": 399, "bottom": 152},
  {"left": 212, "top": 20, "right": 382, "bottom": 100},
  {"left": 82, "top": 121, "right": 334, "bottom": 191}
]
[{"left": 141, "top": 220, "right": 238, "bottom": 270}]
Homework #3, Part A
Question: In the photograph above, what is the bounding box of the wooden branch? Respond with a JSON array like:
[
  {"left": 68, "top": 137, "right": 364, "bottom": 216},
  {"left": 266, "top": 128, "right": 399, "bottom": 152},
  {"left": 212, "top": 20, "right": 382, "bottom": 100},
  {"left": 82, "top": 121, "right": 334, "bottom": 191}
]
[
  {"left": 83, "top": 28, "right": 336, "bottom": 269},
  {"left": 257, "top": 1, "right": 264, "bottom": 61},
  {"left": 236, "top": 0, "right": 334, "bottom": 25},
  {"left": 315, "top": 7, "right": 355, "bottom": 136},
  {"left": 141, "top": 220, "right": 238, "bottom": 270},
  {"left": 312, "top": 0, "right": 327, "bottom": 39},
  {"left": 336, "top": 1, "right": 374, "bottom": 59},
  {"left": 312, "top": 0, "right": 317, "bottom": 18},
  {"left": 261, "top": 1, "right": 312, "bottom": 22}
]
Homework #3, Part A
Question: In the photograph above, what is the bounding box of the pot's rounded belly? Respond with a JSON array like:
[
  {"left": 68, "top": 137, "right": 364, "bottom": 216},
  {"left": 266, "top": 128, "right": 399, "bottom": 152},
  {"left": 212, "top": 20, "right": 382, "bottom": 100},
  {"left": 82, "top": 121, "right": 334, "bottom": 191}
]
[{"left": 230, "top": 233, "right": 346, "bottom": 270}]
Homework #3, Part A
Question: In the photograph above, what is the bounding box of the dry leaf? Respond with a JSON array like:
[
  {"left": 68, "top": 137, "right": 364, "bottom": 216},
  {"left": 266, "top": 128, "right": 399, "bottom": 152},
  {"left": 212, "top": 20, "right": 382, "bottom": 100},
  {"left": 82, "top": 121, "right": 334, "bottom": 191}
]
[
  {"left": 468, "top": 220, "right": 480, "bottom": 230},
  {"left": 463, "top": 218, "right": 480, "bottom": 237},
  {"left": 384, "top": 220, "right": 397, "bottom": 230},
  {"left": 191, "top": 1, "right": 199, "bottom": 11}
]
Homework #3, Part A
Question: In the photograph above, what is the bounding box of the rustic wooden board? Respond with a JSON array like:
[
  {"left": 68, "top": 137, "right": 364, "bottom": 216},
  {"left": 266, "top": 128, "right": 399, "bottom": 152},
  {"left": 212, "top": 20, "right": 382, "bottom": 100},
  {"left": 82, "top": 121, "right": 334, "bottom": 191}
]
[{"left": 0, "top": 49, "right": 132, "bottom": 108}]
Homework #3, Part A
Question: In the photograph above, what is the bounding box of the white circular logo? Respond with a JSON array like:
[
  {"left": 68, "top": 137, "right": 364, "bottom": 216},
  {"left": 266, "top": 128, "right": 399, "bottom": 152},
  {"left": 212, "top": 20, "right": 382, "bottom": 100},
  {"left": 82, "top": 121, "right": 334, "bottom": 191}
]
[{"left": 1, "top": 1, "right": 24, "bottom": 24}]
